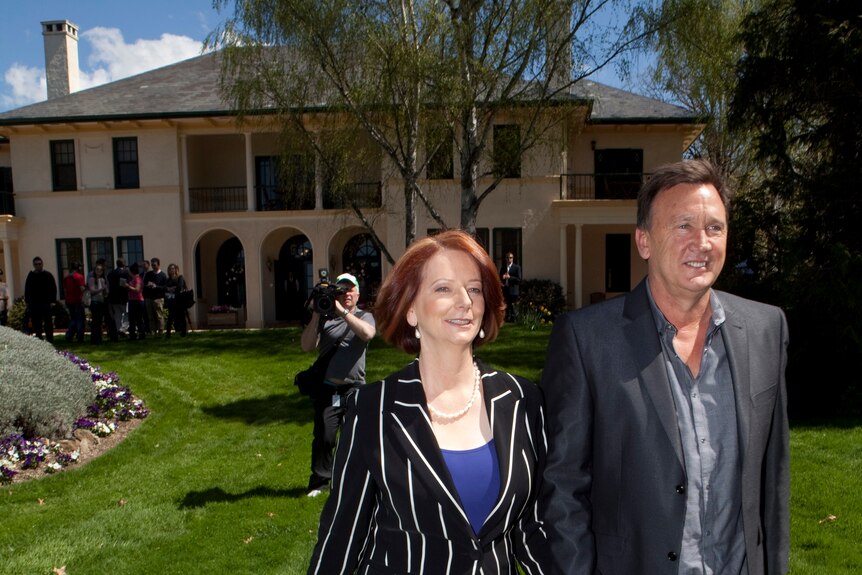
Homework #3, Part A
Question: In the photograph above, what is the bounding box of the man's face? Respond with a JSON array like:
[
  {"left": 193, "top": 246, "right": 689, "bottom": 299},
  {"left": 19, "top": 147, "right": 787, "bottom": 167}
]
[
  {"left": 337, "top": 283, "right": 359, "bottom": 310},
  {"left": 635, "top": 183, "right": 727, "bottom": 301},
  {"left": 151, "top": 260, "right": 160, "bottom": 271},
  {"left": 33, "top": 260, "right": 44, "bottom": 271}
]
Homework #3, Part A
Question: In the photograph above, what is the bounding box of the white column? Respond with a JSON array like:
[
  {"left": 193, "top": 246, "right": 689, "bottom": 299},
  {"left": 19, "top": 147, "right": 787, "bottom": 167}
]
[
  {"left": 2, "top": 239, "right": 14, "bottom": 301},
  {"left": 559, "top": 225, "right": 568, "bottom": 307},
  {"left": 244, "top": 132, "right": 254, "bottom": 212},
  {"left": 180, "top": 135, "right": 190, "bottom": 213},
  {"left": 574, "top": 223, "right": 583, "bottom": 309},
  {"left": 314, "top": 151, "right": 323, "bottom": 209}
]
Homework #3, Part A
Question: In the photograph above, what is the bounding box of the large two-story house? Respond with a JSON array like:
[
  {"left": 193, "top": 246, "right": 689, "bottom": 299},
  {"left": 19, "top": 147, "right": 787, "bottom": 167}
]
[{"left": 0, "top": 19, "right": 702, "bottom": 328}]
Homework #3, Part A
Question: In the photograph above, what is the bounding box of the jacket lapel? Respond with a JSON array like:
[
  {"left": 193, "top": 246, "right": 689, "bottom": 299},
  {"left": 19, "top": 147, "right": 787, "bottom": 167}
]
[
  {"left": 385, "top": 361, "right": 475, "bottom": 533},
  {"left": 477, "top": 366, "right": 521, "bottom": 539},
  {"left": 624, "top": 280, "right": 685, "bottom": 467},
  {"left": 720, "top": 299, "right": 752, "bottom": 462}
]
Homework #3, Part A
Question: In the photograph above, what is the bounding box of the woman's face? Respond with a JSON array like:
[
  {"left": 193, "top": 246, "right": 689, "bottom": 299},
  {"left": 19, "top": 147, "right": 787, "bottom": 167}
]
[
  {"left": 95, "top": 265, "right": 104, "bottom": 276},
  {"left": 168, "top": 266, "right": 177, "bottom": 277},
  {"left": 407, "top": 249, "right": 484, "bottom": 352}
]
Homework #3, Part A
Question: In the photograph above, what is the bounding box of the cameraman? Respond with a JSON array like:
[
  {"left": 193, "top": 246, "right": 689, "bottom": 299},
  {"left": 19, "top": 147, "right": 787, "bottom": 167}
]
[{"left": 300, "top": 272, "right": 376, "bottom": 497}]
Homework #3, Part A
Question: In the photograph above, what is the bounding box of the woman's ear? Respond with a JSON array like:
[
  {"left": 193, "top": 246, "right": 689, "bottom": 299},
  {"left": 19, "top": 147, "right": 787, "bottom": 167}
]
[{"left": 406, "top": 308, "right": 417, "bottom": 327}]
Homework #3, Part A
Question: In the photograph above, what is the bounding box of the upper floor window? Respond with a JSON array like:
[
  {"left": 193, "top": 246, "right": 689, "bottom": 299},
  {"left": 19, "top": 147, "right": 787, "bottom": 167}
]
[
  {"left": 51, "top": 140, "right": 77, "bottom": 191},
  {"left": 113, "top": 137, "right": 140, "bottom": 189},
  {"left": 426, "top": 127, "right": 454, "bottom": 180},
  {"left": 493, "top": 124, "right": 521, "bottom": 179}
]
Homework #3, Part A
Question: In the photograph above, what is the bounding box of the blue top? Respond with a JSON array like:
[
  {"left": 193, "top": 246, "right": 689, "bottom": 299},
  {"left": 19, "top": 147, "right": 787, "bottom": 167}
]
[{"left": 441, "top": 439, "right": 500, "bottom": 534}]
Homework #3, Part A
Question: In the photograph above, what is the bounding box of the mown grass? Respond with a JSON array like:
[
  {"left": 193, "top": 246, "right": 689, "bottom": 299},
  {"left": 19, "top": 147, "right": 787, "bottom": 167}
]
[{"left": 0, "top": 326, "right": 858, "bottom": 574}]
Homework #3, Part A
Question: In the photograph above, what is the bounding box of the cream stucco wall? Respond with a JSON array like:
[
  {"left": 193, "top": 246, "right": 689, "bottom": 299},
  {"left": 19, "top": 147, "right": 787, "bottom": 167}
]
[{"left": 0, "top": 110, "right": 698, "bottom": 327}]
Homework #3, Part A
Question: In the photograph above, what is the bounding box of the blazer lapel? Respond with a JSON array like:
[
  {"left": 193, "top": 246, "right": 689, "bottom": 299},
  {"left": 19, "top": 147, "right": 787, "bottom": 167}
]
[
  {"left": 385, "top": 362, "right": 475, "bottom": 533},
  {"left": 477, "top": 366, "right": 520, "bottom": 540},
  {"left": 624, "top": 280, "right": 685, "bottom": 467},
  {"left": 720, "top": 300, "right": 752, "bottom": 462}
]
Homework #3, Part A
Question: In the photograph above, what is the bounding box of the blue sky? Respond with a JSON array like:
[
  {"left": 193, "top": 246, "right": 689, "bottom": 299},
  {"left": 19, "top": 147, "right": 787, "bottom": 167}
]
[
  {"left": 0, "top": 0, "right": 223, "bottom": 112},
  {"left": 0, "top": 1, "right": 635, "bottom": 114}
]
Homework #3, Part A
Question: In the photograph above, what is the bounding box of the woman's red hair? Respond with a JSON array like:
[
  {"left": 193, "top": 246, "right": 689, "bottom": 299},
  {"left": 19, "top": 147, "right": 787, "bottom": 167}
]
[{"left": 375, "top": 230, "right": 505, "bottom": 355}]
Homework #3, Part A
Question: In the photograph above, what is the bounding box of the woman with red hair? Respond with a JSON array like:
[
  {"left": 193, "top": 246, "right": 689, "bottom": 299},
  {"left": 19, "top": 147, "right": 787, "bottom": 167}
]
[{"left": 308, "top": 230, "right": 549, "bottom": 574}]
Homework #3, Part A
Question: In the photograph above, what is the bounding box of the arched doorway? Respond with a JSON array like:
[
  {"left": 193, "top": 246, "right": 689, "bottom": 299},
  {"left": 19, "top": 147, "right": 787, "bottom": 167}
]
[
  {"left": 342, "top": 233, "right": 382, "bottom": 307},
  {"left": 275, "top": 235, "right": 313, "bottom": 321},
  {"left": 217, "top": 237, "right": 245, "bottom": 308}
]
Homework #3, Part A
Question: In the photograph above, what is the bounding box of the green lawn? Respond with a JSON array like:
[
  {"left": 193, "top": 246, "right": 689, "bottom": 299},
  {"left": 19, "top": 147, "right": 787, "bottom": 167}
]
[{"left": 0, "top": 326, "right": 858, "bottom": 574}]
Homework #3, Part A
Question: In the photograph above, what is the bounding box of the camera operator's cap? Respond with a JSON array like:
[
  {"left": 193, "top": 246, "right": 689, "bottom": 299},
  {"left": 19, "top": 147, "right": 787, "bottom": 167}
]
[{"left": 335, "top": 273, "right": 359, "bottom": 287}]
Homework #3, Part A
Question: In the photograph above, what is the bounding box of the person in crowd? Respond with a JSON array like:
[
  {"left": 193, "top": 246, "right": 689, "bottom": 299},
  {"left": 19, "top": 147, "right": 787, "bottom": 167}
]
[
  {"left": 106, "top": 259, "right": 130, "bottom": 340},
  {"left": 126, "top": 262, "right": 146, "bottom": 340},
  {"left": 87, "top": 261, "right": 108, "bottom": 344},
  {"left": 539, "top": 158, "right": 790, "bottom": 574},
  {"left": 164, "top": 263, "right": 189, "bottom": 337},
  {"left": 301, "top": 272, "right": 376, "bottom": 498},
  {"left": 0, "top": 268, "right": 9, "bottom": 326},
  {"left": 308, "top": 230, "right": 548, "bottom": 574},
  {"left": 139, "top": 260, "right": 151, "bottom": 334},
  {"left": 143, "top": 257, "right": 167, "bottom": 335},
  {"left": 24, "top": 256, "right": 57, "bottom": 342},
  {"left": 62, "top": 261, "right": 86, "bottom": 342},
  {"left": 500, "top": 251, "right": 521, "bottom": 322}
]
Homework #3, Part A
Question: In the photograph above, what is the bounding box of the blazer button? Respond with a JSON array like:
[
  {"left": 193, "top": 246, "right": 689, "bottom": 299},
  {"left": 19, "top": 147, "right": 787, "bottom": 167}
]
[
  {"left": 667, "top": 551, "right": 678, "bottom": 561},
  {"left": 675, "top": 484, "right": 686, "bottom": 494}
]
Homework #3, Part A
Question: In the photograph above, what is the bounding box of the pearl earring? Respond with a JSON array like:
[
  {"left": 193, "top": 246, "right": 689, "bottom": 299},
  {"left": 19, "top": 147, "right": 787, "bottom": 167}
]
[
  {"left": 479, "top": 328, "right": 485, "bottom": 339},
  {"left": 415, "top": 327, "right": 421, "bottom": 339}
]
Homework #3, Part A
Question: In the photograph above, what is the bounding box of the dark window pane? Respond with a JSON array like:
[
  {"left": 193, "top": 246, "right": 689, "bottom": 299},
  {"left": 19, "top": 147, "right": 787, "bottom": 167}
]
[{"left": 51, "top": 140, "right": 77, "bottom": 191}]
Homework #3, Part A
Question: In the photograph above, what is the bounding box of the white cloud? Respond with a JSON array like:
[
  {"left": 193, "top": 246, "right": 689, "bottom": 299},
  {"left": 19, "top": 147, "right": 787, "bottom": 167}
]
[
  {"left": 1, "top": 27, "right": 205, "bottom": 111},
  {"left": 1, "top": 64, "right": 46, "bottom": 110},
  {"left": 79, "top": 27, "right": 204, "bottom": 89}
]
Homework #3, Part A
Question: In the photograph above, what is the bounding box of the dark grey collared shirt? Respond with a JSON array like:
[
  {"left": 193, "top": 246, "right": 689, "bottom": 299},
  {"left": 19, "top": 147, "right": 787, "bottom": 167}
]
[{"left": 647, "top": 285, "right": 746, "bottom": 575}]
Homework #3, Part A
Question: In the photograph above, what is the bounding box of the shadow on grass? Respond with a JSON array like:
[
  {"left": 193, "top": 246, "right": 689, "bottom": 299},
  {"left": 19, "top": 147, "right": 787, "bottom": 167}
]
[
  {"left": 201, "top": 393, "right": 316, "bottom": 424},
  {"left": 178, "top": 485, "right": 306, "bottom": 508}
]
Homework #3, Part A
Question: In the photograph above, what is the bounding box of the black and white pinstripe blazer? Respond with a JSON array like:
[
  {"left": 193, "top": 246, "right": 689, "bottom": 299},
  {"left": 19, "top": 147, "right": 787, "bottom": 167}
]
[{"left": 308, "top": 358, "right": 550, "bottom": 575}]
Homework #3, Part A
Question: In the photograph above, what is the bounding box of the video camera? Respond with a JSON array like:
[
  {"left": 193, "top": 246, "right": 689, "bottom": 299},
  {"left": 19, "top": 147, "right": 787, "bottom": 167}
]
[{"left": 306, "top": 269, "right": 347, "bottom": 317}]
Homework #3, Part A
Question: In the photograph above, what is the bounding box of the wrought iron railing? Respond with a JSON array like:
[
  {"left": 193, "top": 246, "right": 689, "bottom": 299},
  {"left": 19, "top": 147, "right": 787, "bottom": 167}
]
[
  {"left": 560, "top": 173, "right": 650, "bottom": 200},
  {"left": 323, "top": 182, "right": 382, "bottom": 209},
  {"left": 189, "top": 181, "right": 382, "bottom": 213},
  {"left": 256, "top": 185, "right": 315, "bottom": 211},
  {"left": 189, "top": 187, "right": 247, "bottom": 213}
]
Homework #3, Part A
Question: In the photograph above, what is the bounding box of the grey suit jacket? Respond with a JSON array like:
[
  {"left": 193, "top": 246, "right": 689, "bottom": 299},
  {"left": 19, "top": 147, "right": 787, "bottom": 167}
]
[
  {"left": 308, "top": 359, "right": 550, "bottom": 574},
  {"left": 538, "top": 279, "right": 790, "bottom": 574}
]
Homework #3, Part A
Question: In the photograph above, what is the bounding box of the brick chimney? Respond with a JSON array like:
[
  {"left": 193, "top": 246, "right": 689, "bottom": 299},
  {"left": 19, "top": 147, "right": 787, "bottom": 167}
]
[{"left": 42, "top": 20, "right": 80, "bottom": 100}]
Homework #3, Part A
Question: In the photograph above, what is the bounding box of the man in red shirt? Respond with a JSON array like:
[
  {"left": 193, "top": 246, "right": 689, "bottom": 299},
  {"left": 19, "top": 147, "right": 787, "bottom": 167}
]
[{"left": 63, "top": 261, "right": 86, "bottom": 342}]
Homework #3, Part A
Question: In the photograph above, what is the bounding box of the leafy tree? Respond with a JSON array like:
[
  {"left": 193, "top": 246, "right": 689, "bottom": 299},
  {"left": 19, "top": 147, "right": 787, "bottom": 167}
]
[
  {"left": 436, "top": 0, "right": 657, "bottom": 233},
  {"left": 644, "top": 0, "right": 761, "bottom": 186},
  {"left": 209, "top": 0, "right": 657, "bottom": 247},
  {"left": 729, "top": 0, "right": 862, "bottom": 416}
]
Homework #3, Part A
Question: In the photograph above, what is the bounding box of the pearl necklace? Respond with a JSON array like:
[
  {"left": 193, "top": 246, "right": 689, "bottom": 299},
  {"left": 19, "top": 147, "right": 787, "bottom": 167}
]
[{"left": 427, "top": 363, "right": 481, "bottom": 421}]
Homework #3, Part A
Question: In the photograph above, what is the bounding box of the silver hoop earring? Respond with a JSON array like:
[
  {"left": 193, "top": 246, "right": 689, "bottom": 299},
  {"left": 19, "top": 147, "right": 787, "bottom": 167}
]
[
  {"left": 479, "top": 328, "right": 485, "bottom": 339},
  {"left": 415, "top": 327, "right": 421, "bottom": 339}
]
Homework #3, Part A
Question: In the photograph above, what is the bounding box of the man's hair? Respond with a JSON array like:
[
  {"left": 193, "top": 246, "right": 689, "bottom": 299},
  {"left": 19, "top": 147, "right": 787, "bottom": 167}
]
[
  {"left": 637, "top": 158, "right": 731, "bottom": 230},
  {"left": 33, "top": 257, "right": 43, "bottom": 265},
  {"left": 70, "top": 261, "right": 81, "bottom": 272},
  {"left": 116, "top": 258, "right": 125, "bottom": 268}
]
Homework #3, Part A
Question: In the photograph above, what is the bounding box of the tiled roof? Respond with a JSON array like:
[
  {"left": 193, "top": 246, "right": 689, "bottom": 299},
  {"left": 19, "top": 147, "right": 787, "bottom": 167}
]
[{"left": 0, "top": 50, "right": 697, "bottom": 125}]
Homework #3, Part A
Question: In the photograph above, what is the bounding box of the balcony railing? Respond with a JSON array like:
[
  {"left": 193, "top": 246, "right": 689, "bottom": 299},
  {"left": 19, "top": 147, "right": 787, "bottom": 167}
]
[
  {"left": 256, "top": 185, "right": 315, "bottom": 211},
  {"left": 0, "top": 190, "right": 14, "bottom": 216},
  {"left": 189, "top": 182, "right": 383, "bottom": 213},
  {"left": 189, "top": 187, "right": 247, "bottom": 213},
  {"left": 560, "top": 173, "right": 650, "bottom": 200},
  {"left": 323, "top": 182, "right": 382, "bottom": 209}
]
